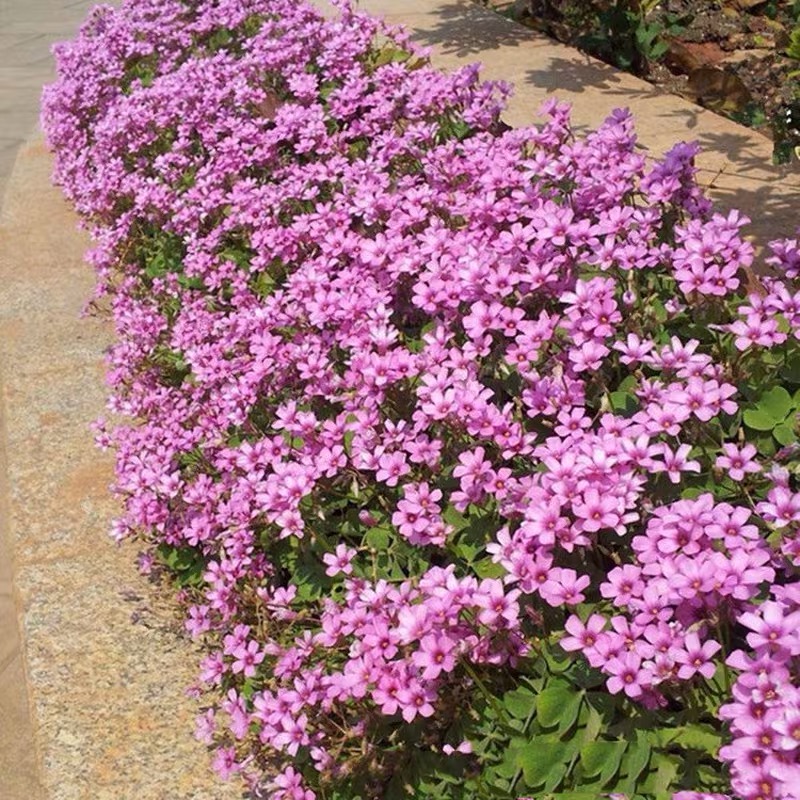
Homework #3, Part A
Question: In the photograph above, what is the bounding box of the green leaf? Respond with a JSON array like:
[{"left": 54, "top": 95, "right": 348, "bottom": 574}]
[
  {"left": 251, "top": 271, "right": 275, "bottom": 297},
  {"left": 648, "top": 723, "right": 723, "bottom": 755},
  {"left": 649, "top": 298, "right": 668, "bottom": 323},
  {"left": 580, "top": 740, "right": 626, "bottom": 783},
  {"left": 781, "top": 353, "right": 800, "bottom": 384},
  {"left": 648, "top": 39, "right": 670, "bottom": 60},
  {"left": 635, "top": 25, "right": 657, "bottom": 46},
  {"left": 579, "top": 702, "right": 603, "bottom": 746},
  {"left": 371, "top": 45, "right": 412, "bottom": 69},
  {"left": 743, "top": 408, "right": 777, "bottom": 431},
  {"left": 443, "top": 504, "right": 468, "bottom": 533},
  {"left": 774, "top": 421, "right": 797, "bottom": 446},
  {"left": 643, "top": 752, "right": 680, "bottom": 793},
  {"left": 536, "top": 683, "right": 583, "bottom": 733},
  {"left": 610, "top": 391, "right": 638, "bottom": 417},
  {"left": 473, "top": 557, "right": 505, "bottom": 579},
  {"left": 455, "top": 540, "right": 481, "bottom": 563},
  {"left": 569, "top": 658, "right": 606, "bottom": 690},
  {"left": 552, "top": 794, "right": 602, "bottom": 800},
  {"left": 365, "top": 525, "right": 390, "bottom": 550},
  {"left": 155, "top": 543, "right": 205, "bottom": 587},
  {"left": 493, "top": 747, "right": 520, "bottom": 780},
  {"left": 619, "top": 732, "right": 651, "bottom": 792},
  {"left": 515, "top": 741, "right": 568, "bottom": 788},
  {"left": 584, "top": 689, "right": 616, "bottom": 716},
  {"left": 758, "top": 386, "right": 794, "bottom": 421},
  {"left": 177, "top": 274, "right": 205, "bottom": 290},
  {"left": 503, "top": 686, "right": 537, "bottom": 720},
  {"left": 756, "top": 433, "right": 777, "bottom": 456}
]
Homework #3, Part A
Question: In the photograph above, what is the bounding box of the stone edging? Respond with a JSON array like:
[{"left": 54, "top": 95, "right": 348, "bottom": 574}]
[{"left": 0, "top": 139, "right": 243, "bottom": 800}]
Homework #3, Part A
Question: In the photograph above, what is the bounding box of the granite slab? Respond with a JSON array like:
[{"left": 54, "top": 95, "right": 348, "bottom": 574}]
[{"left": 0, "top": 139, "right": 245, "bottom": 800}]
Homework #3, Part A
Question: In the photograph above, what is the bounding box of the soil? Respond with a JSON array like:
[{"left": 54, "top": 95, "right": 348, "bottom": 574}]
[{"left": 483, "top": 0, "right": 800, "bottom": 164}]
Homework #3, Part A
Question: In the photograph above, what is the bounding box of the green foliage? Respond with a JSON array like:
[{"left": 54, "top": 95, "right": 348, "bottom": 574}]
[
  {"left": 784, "top": 24, "right": 800, "bottom": 62},
  {"left": 728, "top": 102, "right": 768, "bottom": 130},
  {"left": 577, "top": 1, "right": 685, "bottom": 74},
  {"left": 369, "top": 648, "right": 730, "bottom": 800},
  {"left": 365, "top": 42, "right": 426, "bottom": 75},
  {"left": 120, "top": 53, "right": 159, "bottom": 93},
  {"left": 139, "top": 230, "right": 186, "bottom": 282},
  {"left": 743, "top": 384, "right": 799, "bottom": 455},
  {"left": 150, "top": 345, "right": 191, "bottom": 386},
  {"left": 156, "top": 543, "right": 206, "bottom": 587},
  {"left": 771, "top": 99, "right": 800, "bottom": 166}
]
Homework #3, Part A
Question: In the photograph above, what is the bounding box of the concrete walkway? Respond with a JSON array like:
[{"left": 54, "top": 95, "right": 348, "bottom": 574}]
[
  {"left": 1, "top": 3, "right": 102, "bottom": 796},
  {"left": 0, "top": 1, "right": 797, "bottom": 799},
  {"left": 2, "top": 139, "right": 245, "bottom": 800}
]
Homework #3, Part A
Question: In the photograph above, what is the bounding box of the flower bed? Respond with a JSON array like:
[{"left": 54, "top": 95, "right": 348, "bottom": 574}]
[{"left": 42, "top": 1, "right": 800, "bottom": 798}]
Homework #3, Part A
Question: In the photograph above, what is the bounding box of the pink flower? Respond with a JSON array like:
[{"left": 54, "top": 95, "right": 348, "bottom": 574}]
[
  {"left": 375, "top": 451, "right": 410, "bottom": 486},
  {"left": 273, "top": 714, "right": 310, "bottom": 756},
  {"left": 652, "top": 442, "right": 701, "bottom": 484},
  {"left": 738, "top": 601, "right": 800, "bottom": 653},
  {"left": 230, "top": 640, "right": 265, "bottom": 678},
  {"left": 605, "top": 652, "right": 649, "bottom": 698},
  {"left": 269, "top": 766, "right": 316, "bottom": 800},
  {"left": 572, "top": 488, "right": 621, "bottom": 532},
  {"left": 442, "top": 740, "right": 473, "bottom": 755},
  {"left": 539, "top": 567, "right": 590, "bottom": 607},
  {"left": 396, "top": 680, "right": 437, "bottom": 723},
  {"left": 716, "top": 443, "right": 760, "bottom": 481},
  {"left": 560, "top": 614, "right": 607, "bottom": 652},
  {"left": 211, "top": 746, "right": 240, "bottom": 780},
  {"left": 323, "top": 544, "right": 357, "bottom": 577},
  {"left": 674, "top": 633, "right": 720, "bottom": 680},
  {"left": 475, "top": 580, "right": 521, "bottom": 626},
  {"left": 411, "top": 633, "right": 457, "bottom": 680}
]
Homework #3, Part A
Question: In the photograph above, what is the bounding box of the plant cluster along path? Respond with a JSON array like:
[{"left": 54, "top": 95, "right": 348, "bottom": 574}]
[{"left": 2, "top": 0, "right": 800, "bottom": 798}]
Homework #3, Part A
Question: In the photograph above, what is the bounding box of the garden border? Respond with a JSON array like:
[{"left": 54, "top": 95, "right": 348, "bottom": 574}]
[{"left": 3, "top": 0, "right": 799, "bottom": 797}]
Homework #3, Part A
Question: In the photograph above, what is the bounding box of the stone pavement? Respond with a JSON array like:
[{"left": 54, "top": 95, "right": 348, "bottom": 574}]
[
  {"left": 1, "top": 4, "right": 102, "bottom": 797},
  {"left": 0, "top": 0, "right": 100, "bottom": 200},
  {"left": 1, "top": 138, "right": 245, "bottom": 800},
  {"left": 0, "top": 1, "right": 798, "bottom": 799}
]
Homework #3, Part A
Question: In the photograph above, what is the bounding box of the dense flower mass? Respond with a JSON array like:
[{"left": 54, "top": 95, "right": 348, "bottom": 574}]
[{"left": 43, "top": 0, "right": 800, "bottom": 797}]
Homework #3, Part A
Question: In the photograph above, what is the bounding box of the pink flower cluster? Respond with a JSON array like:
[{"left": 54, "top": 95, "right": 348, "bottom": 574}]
[
  {"left": 719, "top": 590, "right": 800, "bottom": 800},
  {"left": 42, "top": 0, "right": 800, "bottom": 797}
]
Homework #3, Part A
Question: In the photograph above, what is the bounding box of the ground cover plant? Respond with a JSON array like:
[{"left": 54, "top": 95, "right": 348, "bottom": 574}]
[{"left": 42, "top": 0, "right": 800, "bottom": 797}]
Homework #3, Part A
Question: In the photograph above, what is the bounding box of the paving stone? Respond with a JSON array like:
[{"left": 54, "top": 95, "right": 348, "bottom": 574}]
[
  {"left": 0, "top": 140, "right": 244, "bottom": 798},
  {"left": 0, "top": 6, "right": 101, "bottom": 788}
]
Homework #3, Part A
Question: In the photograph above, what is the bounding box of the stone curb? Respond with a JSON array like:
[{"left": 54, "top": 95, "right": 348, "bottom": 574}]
[{"left": 0, "top": 139, "right": 243, "bottom": 800}]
